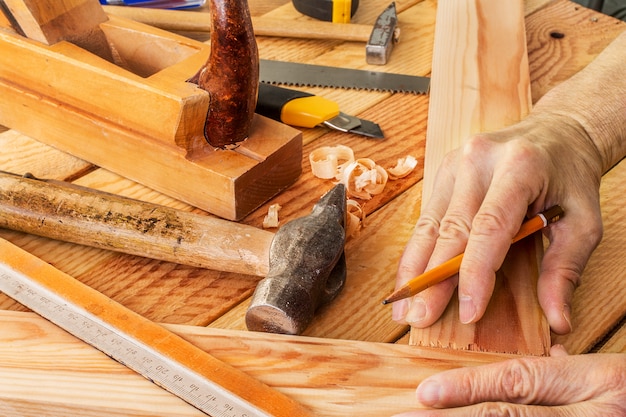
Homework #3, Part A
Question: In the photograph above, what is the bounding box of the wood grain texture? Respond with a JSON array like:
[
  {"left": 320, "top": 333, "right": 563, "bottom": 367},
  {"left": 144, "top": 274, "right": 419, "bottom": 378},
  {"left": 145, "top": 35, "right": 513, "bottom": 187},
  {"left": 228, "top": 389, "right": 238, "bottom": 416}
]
[
  {"left": 421, "top": 0, "right": 532, "bottom": 202},
  {"left": 2, "top": 0, "right": 107, "bottom": 44},
  {"left": 0, "top": 0, "right": 624, "bottom": 354},
  {"left": 0, "top": 310, "right": 513, "bottom": 417},
  {"left": 600, "top": 322, "right": 626, "bottom": 354},
  {"left": 0, "top": 172, "right": 275, "bottom": 276},
  {"left": 412, "top": 0, "right": 549, "bottom": 355},
  {"left": 525, "top": 0, "right": 626, "bottom": 103}
]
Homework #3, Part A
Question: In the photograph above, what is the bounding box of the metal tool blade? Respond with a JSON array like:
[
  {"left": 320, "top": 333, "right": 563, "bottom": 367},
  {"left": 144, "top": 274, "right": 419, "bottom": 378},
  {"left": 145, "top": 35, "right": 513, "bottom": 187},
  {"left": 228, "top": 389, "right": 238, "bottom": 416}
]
[
  {"left": 323, "top": 112, "right": 384, "bottom": 138},
  {"left": 260, "top": 59, "right": 430, "bottom": 94},
  {"left": 366, "top": 2, "right": 398, "bottom": 65}
]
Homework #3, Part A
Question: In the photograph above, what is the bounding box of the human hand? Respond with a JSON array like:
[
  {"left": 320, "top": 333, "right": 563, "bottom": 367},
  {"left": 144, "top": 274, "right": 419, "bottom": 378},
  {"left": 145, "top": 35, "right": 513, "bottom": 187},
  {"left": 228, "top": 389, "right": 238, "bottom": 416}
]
[
  {"left": 393, "top": 113, "right": 604, "bottom": 333},
  {"left": 391, "top": 347, "right": 626, "bottom": 416}
]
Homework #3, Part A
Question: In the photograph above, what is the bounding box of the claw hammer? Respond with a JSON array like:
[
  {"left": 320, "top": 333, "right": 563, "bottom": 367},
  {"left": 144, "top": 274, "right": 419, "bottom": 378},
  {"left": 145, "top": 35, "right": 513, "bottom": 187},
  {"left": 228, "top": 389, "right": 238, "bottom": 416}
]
[{"left": 0, "top": 171, "right": 347, "bottom": 335}]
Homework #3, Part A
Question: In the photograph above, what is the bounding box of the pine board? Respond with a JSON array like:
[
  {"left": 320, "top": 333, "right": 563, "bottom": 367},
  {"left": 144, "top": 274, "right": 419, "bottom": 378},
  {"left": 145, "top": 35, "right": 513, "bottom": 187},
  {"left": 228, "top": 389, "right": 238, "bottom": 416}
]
[
  {"left": 0, "top": 310, "right": 513, "bottom": 417},
  {"left": 410, "top": 0, "right": 549, "bottom": 355}
]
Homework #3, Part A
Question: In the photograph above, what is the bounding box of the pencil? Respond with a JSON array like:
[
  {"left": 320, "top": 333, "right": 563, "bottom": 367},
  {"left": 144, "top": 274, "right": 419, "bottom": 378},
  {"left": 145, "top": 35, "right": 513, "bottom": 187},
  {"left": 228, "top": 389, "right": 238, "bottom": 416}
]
[{"left": 382, "top": 205, "right": 564, "bottom": 305}]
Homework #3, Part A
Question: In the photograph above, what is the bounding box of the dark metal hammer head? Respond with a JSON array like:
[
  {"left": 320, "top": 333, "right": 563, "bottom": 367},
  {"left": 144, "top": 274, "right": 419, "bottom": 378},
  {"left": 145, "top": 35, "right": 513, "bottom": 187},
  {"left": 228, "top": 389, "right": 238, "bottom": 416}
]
[{"left": 245, "top": 184, "right": 347, "bottom": 335}]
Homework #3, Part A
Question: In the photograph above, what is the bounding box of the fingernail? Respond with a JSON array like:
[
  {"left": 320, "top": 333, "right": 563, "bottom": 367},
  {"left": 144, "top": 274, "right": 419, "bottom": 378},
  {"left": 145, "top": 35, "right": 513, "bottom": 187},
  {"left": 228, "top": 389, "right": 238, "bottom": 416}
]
[
  {"left": 392, "top": 299, "right": 409, "bottom": 322},
  {"left": 416, "top": 380, "right": 442, "bottom": 406},
  {"left": 405, "top": 297, "right": 427, "bottom": 324},
  {"left": 459, "top": 295, "right": 476, "bottom": 324},
  {"left": 562, "top": 303, "right": 572, "bottom": 333}
]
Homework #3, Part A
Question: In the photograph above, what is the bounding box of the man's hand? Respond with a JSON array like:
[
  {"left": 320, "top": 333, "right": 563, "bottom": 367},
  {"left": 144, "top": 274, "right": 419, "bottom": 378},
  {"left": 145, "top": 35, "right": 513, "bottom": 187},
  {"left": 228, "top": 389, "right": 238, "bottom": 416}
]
[
  {"left": 392, "top": 115, "right": 604, "bottom": 333},
  {"left": 392, "top": 347, "right": 626, "bottom": 417}
]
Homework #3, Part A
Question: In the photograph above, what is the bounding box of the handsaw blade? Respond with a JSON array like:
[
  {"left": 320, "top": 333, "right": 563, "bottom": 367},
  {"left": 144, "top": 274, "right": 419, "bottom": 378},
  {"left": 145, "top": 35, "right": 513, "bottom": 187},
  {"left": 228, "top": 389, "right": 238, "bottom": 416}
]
[{"left": 260, "top": 59, "right": 430, "bottom": 94}]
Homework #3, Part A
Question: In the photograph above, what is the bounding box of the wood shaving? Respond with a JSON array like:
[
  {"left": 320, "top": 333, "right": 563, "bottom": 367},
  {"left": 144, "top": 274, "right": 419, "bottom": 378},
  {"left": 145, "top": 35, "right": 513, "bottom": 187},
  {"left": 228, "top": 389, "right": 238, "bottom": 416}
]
[
  {"left": 340, "top": 158, "right": 389, "bottom": 200},
  {"left": 262, "top": 203, "right": 282, "bottom": 229},
  {"left": 309, "top": 145, "right": 355, "bottom": 179},
  {"left": 387, "top": 155, "right": 418, "bottom": 179},
  {"left": 346, "top": 199, "right": 365, "bottom": 238}
]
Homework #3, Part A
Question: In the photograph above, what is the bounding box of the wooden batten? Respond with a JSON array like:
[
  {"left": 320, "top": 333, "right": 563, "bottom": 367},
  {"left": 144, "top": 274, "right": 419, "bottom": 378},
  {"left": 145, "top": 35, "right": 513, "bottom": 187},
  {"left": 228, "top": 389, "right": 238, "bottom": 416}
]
[
  {"left": 0, "top": 309, "right": 513, "bottom": 417},
  {"left": 413, "top": 0, "right": 550, "bottom": 355}
]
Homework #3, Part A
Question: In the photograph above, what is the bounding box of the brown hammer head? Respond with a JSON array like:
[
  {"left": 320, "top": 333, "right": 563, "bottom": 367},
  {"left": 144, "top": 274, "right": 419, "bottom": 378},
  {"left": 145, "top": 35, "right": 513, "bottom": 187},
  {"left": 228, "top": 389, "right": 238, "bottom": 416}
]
[{"left": 245, "top": 184, "right": 347, "bottom": 335}]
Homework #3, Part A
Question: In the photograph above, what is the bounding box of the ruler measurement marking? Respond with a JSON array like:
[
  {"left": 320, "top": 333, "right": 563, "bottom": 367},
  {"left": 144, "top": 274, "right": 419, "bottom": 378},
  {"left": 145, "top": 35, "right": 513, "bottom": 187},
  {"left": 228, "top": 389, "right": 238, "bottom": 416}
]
[{"left": 0, "top": 263, "right": 267, "bottom": 417}]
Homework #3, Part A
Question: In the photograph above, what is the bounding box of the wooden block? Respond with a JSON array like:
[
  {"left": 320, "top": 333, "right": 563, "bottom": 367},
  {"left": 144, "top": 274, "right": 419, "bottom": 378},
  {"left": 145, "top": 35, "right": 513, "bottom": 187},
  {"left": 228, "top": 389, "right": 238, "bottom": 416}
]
[
  {"left": 412, "top": 0, "right": 550, "bottom": 355},
  {"left": 0, "top": 12, "right": 302, "bottom": 220},
  {"left": 0, "top": 310, "right": 513, "bottom": 416}
]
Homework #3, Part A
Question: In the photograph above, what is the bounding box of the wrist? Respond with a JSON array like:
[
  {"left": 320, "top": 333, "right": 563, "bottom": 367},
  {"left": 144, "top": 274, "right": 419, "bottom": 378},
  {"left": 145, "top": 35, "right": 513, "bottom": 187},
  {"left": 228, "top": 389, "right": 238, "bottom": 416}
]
[{"left": 530, "top": 31, "right": 626, "bottom": 175}]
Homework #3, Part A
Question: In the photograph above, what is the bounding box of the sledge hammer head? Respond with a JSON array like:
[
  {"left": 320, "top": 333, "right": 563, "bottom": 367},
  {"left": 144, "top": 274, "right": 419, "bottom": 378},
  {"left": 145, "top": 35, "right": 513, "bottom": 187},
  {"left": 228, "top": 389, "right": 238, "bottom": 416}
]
[{"left": 246, "top": 184, "right": 347, "bottom": 335}]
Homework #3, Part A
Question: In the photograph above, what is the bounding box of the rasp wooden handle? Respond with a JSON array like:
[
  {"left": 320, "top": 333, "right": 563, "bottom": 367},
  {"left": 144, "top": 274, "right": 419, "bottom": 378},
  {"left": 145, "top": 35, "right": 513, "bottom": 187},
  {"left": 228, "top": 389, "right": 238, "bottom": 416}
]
[{"left": 0, "top": 172, "right": 273, "bottom": 276}]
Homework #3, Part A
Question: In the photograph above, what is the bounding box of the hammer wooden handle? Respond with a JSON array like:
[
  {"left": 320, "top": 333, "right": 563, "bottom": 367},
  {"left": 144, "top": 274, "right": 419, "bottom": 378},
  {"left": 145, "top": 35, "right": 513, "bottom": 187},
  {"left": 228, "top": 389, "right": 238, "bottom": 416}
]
[
  {"left": 103, "top": 5, "right": 373, "bottom": 42},
  {"left": 0, "top": 172, "right": 273, "bottom": 276}
]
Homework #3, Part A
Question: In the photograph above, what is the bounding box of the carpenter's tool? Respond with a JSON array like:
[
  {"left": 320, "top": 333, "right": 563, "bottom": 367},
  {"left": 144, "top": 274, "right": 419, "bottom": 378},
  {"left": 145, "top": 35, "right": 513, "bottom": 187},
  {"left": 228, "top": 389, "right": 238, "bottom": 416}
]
[
  {"left": 246, "top": 183, "right": 347, "bottom": 335},
  {"left": 0, "top": 0, "right": 301, "bottom": 220},
  {"left": 292, "top": 0, "right": 358, "bottom": 23},
  {"left": 186, "top": 0, "right": 259, "bottom": 148},
  {"left": 0, "top": 238, "right": 314, "bottom": 417},
  {"left": 257, "top": 83, "right": 384, "bottom": 138},
  {"left": 102, "top": 5, "right": 396, "bottom": 61},
  {"left": 260, "top": 59, "right": 431, "bottom": 94},
  {"left": 0, "top": 171, "right": 347, "bottom": 334},
  {"left": 366, "top": 2, "right": 399, "bottom": 65},
  {"left": 103, "top": 4, "right": 375, "bottom": 41}
]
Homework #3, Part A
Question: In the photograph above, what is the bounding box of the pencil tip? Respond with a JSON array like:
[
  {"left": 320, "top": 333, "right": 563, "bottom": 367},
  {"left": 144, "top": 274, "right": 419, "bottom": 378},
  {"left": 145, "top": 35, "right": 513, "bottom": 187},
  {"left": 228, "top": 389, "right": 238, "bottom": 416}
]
[{"left": 382, "top": 299, "right": 390, "bottom": 305}]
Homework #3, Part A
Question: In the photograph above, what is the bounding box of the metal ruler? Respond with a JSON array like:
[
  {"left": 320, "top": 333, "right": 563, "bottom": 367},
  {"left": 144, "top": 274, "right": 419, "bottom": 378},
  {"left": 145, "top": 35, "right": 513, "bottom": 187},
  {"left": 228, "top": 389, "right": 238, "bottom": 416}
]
[{"left": 0, "top": 238, "right": 312, "bottom": 417}]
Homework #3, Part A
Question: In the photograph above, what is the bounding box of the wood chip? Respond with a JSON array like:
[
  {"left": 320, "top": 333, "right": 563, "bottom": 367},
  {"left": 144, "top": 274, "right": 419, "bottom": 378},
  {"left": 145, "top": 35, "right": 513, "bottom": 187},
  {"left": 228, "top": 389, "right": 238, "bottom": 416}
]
[
  {"left": 309, "top": 145, "right": 355, "bottom": 179},
  {"left": 262, "top": 203, "right": 282, "bottom": 228}
]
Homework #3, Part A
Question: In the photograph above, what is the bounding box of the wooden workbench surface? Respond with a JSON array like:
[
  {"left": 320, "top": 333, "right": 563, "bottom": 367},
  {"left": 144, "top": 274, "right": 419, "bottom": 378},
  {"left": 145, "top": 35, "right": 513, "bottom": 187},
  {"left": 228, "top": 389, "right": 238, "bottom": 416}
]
[{"left": 0, "top": 0, "right": 624, "bottom": 414}]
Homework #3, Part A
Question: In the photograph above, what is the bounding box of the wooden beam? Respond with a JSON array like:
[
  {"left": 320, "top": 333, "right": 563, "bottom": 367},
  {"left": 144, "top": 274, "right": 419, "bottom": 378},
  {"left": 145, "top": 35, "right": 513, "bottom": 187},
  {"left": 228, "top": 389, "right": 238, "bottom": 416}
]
[
  {"left": 0, "top": 310, "right": 512, "bottom": 416},
  {"left": 413, "top": 0, "right": 550, "bottom": 355}
]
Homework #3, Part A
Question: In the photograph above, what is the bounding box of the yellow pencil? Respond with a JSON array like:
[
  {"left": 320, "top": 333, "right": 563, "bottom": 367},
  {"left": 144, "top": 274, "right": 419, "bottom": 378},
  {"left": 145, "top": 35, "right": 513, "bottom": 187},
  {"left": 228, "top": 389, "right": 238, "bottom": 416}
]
[{"left": 382, "top": 205, "right": 564, "bottom": 305}]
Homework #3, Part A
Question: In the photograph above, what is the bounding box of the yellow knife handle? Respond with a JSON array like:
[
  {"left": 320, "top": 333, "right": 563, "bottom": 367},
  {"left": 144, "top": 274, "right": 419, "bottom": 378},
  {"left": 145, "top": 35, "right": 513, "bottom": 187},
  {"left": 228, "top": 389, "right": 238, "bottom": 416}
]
[
  {"left": 256, "top": 83, "right": 340, "bottom": 128},
  {"left": 281, "top": 95, "right": 340, "bottom": 127}
]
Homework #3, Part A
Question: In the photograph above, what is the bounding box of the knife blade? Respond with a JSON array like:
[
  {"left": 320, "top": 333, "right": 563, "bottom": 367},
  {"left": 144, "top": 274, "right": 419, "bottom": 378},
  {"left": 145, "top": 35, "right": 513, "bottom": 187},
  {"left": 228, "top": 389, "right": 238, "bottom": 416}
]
[
  {"left": 256, "top": 83, "right": 384, "bottom": 138},
  {"left": 260, "top": 59, "right": 430, "bottom": 94}
]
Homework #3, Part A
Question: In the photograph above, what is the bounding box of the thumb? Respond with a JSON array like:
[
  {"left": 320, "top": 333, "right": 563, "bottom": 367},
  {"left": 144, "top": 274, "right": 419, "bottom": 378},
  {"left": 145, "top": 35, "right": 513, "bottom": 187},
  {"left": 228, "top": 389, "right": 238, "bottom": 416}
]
[
  {"left": 538, "top": 206, "right": 602, "bottom": 334},
  {"left": 550, "top": 344, "right": 569, "bottom": 357},
  {"left": 416, "top": 355, "right": 596, "bottom": 408}
]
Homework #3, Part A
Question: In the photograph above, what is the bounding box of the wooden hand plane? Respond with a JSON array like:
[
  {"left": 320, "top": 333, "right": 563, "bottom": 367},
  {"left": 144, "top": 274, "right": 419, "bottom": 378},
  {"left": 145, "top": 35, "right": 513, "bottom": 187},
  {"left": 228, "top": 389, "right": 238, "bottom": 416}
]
[{"left": 0, "top": 0, "right": 301, "bottom": 220}]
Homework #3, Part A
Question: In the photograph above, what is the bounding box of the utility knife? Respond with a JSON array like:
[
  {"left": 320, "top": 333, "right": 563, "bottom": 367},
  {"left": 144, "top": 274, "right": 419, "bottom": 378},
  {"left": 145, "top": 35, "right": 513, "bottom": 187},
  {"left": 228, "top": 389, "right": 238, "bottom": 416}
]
[{"left": 256, "top": 83, "right": 384, "bottom": 139}]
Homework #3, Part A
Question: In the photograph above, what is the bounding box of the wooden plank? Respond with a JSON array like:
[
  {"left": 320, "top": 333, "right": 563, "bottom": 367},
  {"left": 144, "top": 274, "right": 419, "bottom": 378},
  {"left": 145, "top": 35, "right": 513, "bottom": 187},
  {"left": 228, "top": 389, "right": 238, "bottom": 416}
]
[
  {"left": 525, "top": 0, "right": 626, "bottom": 103},
  {"left": 599, "top": 322, "right": 626, "bottom": 354},
  {"left": 411, "top": 0, "right": 550, "bottom": 355},
  {"left": 0, "top": 310, "right": 513, "bottom": 417}
]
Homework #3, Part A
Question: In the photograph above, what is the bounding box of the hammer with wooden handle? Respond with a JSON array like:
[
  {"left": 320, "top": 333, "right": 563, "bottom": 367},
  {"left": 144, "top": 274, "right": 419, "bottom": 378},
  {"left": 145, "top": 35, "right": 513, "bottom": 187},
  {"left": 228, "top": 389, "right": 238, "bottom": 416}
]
[
  {"left": 0, "top": 171, "right": 347, "bottom": 334},
  {"left": 102, "top": 5, "right": 375, "bottom": 42}
]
